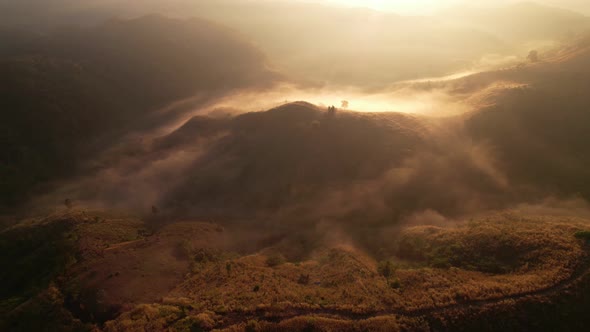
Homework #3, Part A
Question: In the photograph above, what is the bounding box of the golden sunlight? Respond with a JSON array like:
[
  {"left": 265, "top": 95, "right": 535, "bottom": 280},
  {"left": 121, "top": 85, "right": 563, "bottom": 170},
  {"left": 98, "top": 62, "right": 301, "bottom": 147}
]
[
  {"left": 321, "top": 0, "right": 461, "bottom": 14},
  {"left": 4, "top": 1, "right": 590, "bottom": 330}
]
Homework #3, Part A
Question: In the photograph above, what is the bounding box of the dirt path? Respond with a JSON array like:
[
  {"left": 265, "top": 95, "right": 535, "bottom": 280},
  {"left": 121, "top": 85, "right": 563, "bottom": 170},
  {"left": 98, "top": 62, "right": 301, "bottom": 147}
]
[
  {"left": 104, "top": 239, "right": 144, "bottom": 251},
  {"left": 217, "top": 252, "right": 590, "bottom": 328}
]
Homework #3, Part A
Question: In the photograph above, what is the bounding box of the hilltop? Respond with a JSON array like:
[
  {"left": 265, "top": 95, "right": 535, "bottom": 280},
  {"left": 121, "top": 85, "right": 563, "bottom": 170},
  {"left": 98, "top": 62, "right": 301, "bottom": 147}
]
[{"left": 2, "top": 7, "right": 590, "bottom": 331}]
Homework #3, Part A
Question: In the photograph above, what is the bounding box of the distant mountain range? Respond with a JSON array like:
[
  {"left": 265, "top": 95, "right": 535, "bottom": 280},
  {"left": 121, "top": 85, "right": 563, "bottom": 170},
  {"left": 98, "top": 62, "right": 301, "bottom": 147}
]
[
  {"left": 2, "top": 5, "right": 590, "bottom": 219},
  {"left": 0, "top": 15, "right": 278, "bottom": 210}
]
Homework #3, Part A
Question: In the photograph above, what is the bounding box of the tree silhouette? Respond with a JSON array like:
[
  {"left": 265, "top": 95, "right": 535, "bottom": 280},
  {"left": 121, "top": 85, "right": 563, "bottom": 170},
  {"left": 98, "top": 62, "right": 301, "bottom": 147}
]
[
  {"left": 527, "top": 50, "right": 539, "bottom": 63},
  {"left": 327, "top": 105, "right": 337, "bottom": 117},
  {"left": 64, "top": 199, "right": 73, "bottom": 209}
]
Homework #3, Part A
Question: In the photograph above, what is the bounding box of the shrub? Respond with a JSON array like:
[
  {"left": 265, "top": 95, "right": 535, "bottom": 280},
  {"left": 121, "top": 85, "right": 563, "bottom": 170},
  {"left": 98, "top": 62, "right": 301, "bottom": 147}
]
[
  {"left": 0, "top": 220, "right": 77, "bottom": 303},
  {"left": 225, "top": 262, "right": 232, "bottom": 276},
  {"left": 298, "top": 274, "right": 310, "bottom": 285},
  {"left": 193, "top": 248, "right": 221, "bottom": 264},
  {"left": 396, "top": 235, "right": 428, "bottom": 261},
  {"left": 245, "top": 319, "right": 260, "bottom": 332},
  {"left": 575, "top": 231, "right": 590, "bottom": 241},
  {"left": 389, "top": 278, "right": 401, "bottom": 289},
  {"left": 172, "top": 317, "right": 204, "bottom": 332},
  {"left": 266, "top": 253, "right": 286, "bottom": 267},
  {"left": 378, "top": 260, "right": 396, "bottom": 278}
]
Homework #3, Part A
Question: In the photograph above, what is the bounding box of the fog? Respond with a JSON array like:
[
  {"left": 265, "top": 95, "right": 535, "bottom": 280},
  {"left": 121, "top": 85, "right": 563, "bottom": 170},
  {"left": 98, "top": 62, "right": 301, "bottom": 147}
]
[
  {"left": 2, "top": 0, "right": 589, "bottom": 88},
  {"left": 4, "top": 3, "right": 590, "bottom": 331},
  {"left": 3, "top": 0, "right": 590, "bottom": 257}
]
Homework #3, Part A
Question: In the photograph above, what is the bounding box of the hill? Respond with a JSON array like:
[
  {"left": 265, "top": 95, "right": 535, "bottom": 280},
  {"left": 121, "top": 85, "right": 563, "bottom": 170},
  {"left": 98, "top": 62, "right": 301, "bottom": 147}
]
[
  {"left": 391, "top": 33, "right": 590, "bottom": 202},
  {"left": 462, "top": 35, "right": 590, "bottom": 199},
  {"left": 0, "top": 0, "right": 524, "bottom": 87},
  {"left": 37, "top": 36, "right": 590, "bottom": 242},
  {"left": 0, "top": 15, "right": 278, "bottom": 211},
  {"left": 161, "top": 102, "right": 431, "bottom": 220},
  {"left": 47, "top": 97, "right": 522, "bottom": 241},
  {"left": 2, "top": 211, "right": 590, "bottom": 331},
  {"left": 5, "top": 1, "right": 590, "bottom": 87},
  {"left": 439, "top": 2, "right": 590, "bottom": 43},
  {"left": 3, "top": 8, "right": 590, "bottom": 332}
]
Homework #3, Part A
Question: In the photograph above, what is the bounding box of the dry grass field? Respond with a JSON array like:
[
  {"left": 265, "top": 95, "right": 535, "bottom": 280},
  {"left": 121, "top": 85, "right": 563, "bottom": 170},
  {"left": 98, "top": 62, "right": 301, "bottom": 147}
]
[{"left": 3, "top": 209, "right": 588, "bottom": 331}]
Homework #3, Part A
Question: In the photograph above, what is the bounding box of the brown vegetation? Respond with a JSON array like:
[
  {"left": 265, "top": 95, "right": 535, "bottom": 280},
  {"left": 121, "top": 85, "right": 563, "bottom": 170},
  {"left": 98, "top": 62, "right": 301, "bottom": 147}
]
[{"left": 13, "top": 211, "right": 576, "bottom": 331}]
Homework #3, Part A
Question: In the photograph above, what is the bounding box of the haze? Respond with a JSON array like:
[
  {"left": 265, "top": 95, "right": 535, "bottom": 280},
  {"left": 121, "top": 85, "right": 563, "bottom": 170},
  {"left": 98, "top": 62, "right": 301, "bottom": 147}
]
[
  {"left": 2, "top": 1, "right": 590, "bottom": 331},
  {"left": 317, "top": 0, "right": 590, "bottom": 15}
]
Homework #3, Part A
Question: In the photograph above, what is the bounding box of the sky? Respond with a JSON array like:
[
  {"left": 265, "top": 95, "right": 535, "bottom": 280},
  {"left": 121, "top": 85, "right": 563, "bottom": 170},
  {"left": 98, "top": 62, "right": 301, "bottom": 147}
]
[
  {"left": 311, "top": 0, "right": 590, "bottom": 15},
  {"left": 317, "top": 0, "right": 462, "bottom": 14}
]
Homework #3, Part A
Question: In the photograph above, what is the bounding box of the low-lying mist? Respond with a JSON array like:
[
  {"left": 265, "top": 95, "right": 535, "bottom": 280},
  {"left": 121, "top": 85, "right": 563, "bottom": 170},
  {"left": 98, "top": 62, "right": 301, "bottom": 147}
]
[
  {"left": 28, "top": 75, "right": 590, "bottom": 260},
  {"left": 184, "top": 83, "right": 471, "bottom": 117},
  {"left": 5, "top": 1, "right": 590, "bottom": 263}
]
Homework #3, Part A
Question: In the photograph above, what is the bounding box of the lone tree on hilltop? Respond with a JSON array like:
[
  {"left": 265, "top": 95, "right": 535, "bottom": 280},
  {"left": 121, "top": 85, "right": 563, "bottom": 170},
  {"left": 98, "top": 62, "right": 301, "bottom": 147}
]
[
  {"left": 327, "top": 105, "right": 337, "bottom": 117},
  {"left": 527, "top": 50, "right": 539, "bottom": 63}
]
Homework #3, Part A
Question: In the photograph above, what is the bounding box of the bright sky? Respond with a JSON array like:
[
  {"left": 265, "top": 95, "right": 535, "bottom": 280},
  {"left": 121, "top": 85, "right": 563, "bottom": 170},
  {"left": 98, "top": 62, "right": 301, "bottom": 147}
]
[
  {"left": 314, "top": 0, "right": 590, "bottom": 15},
  {"left": 319, "top": 0, "right": 461, "bottom": 14}
]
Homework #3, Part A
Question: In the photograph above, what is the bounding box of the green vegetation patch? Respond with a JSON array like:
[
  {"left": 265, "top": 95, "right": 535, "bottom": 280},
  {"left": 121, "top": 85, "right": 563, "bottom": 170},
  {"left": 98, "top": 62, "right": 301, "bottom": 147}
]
[
  {"left": 574, "top": 230, "right": 590, "bottom": 241},
  {"left": 0, "top": 218, "right": 78, "bottom": 310},
  {"left": 395, "top": 225, "right": 525, "bottom": 274}
]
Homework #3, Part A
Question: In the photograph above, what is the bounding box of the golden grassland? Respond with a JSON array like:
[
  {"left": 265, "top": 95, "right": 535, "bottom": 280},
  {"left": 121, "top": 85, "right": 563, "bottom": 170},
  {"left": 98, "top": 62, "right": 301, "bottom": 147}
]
[
  {"left": 165, "top": 213, "right": 589, "bottom": 316},
  {"left": 2, "top": 210, "right": 590, "bottom": 331}
]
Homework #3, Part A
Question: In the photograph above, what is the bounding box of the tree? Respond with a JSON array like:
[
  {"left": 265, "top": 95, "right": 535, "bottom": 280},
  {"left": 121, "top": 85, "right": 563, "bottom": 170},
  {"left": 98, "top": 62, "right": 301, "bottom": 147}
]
[
  {"left": 297, "top": 274, "right": 310, "bottom": 285},
  {"left": 341, "top": 100, "right": 349, "bottom": 109},
  {"left": 527, "top": 50, "right": 539, "bottom": 63},
  {"left": 378, "top": 260, "right": 396, "bottom": 278},
  {"left": 327, "top": 105, "right": 337, "bottom": 117},
  {"left": 64, "top": 199, "right": 73, "bottom": 209}
]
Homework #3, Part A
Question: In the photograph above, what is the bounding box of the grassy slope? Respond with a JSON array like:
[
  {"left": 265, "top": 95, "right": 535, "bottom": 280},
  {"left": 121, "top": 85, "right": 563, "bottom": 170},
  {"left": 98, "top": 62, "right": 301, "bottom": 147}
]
[
  {"left": 160, "top": 102, "right": 435, "bottom": 220},
  {"left": 105, "top": 213, "right": 590, "bottom": 331},
  {"left": 3, "top": 210, "right": 588, "bottom": 331},
  {"left": 399, "top": 35, "right": 590, "bottom": 201},
  {"left": 0, "top": 211, "right": 145, "bottom": 328}
]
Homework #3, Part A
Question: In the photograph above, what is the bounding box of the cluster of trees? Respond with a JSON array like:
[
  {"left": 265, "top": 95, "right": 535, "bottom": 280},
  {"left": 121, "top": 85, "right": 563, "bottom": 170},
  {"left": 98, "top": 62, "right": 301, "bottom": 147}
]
[{"left": 327, "top": 105, "right": 337, "bottom": 116}]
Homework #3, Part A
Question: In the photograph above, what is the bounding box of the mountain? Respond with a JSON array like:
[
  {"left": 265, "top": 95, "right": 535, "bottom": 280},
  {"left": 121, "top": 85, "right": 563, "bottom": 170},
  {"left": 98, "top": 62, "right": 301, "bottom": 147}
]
[
  {"left": 25, "top": 34, "right": 590, "bottom": 229},
  {"left": 6, "top": 1, "right": 590, "bottom": 87},
  {"left": 0, "top": 0, "right": 515, "bottom": 86},
  {"left": 462, "top": 35, "right": 590, "bottom": 198},
  {"left": 3, "top": 1, "right": 589, "bottom": 88},
  {"left": 0, "top": 15, "right": 278, "bottom": 211},
  {"left": 3, "top": 6, "right": 590, "bottom": 331},
  {"left": 160, "top": 102, "right": 430, "bottom": 219},
  {"left": 440, "top": 2, "right": 590, "bottom": 42}
]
